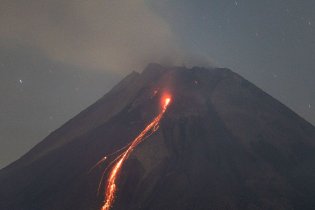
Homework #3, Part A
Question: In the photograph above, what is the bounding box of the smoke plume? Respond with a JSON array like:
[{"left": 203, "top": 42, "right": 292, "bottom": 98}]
[{"left": 0, "top": 0, "right": 212, "bottom": 72}]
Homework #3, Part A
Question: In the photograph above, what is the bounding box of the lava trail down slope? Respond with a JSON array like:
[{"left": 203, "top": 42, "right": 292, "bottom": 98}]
[{"left": 100, "top": 96, "right": 171, "bottom": 210}]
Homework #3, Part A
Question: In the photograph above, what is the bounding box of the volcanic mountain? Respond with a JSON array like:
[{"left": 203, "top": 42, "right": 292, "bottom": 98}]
[{"left": 1, "top": 64, "right": 315, "bottom": 210}]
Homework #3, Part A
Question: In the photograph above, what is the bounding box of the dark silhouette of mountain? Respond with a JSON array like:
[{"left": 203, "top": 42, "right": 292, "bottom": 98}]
[{"left": 1, "top": 64, "right": 315, "bottom": 210}]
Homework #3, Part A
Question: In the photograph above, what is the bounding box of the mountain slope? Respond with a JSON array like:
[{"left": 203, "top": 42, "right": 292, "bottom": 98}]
[{"left": 1, "top": 64, "right": 315, "bottom": 210}]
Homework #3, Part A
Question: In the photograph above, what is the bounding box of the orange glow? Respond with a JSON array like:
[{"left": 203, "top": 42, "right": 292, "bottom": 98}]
[
  {"left": 99, "top": 96, "right": 172, "bottom": 210},
  {"left": 160, "top": 92, "right": 171, "bottom": 109},
  {"left": 163, "top": 97, "right": 171, "bottom": 110}
]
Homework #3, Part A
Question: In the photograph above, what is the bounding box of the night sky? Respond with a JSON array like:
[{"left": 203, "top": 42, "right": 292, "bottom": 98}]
[{"left": 0, "top": 0, "right": 314, "bottom": 168}]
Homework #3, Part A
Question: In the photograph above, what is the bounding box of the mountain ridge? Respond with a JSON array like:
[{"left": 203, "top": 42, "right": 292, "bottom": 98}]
[{"left": 1, "top": 63, "right": 315, "bottom": 210}]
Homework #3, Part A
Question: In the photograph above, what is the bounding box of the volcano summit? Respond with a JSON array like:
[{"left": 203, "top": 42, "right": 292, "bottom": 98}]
[{"left": 1, "top": 64, "right": 315, "bottom": 210}]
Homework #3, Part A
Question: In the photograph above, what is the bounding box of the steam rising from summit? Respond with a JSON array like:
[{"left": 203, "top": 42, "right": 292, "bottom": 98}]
[{"left": 0, "top": 0, "right": 212, "bottom": 72}]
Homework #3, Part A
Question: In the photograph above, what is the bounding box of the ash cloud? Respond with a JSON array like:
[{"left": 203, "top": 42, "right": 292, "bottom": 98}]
[{"left": 0, "top": 0, "right": 212, "bottom": 73}]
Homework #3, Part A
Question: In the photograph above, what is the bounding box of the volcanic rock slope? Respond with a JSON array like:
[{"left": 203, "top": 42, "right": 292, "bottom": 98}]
[{"left": 1, "top": 64, "right": 315, "bottom": 210}]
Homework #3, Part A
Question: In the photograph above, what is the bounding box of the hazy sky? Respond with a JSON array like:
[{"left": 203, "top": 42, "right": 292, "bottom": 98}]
[{"left": 0, "top": 0, "right": 314, "bottom": 168}]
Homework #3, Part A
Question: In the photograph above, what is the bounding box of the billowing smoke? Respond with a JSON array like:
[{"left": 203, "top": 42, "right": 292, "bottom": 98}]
[{"left": 0, "top": 0, "right": 212, "bottom": 73}]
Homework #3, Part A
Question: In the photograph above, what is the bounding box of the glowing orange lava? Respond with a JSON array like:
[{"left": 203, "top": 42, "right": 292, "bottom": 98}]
[{"left": 99, "top": 96, "right": 172, "bottom": 210}]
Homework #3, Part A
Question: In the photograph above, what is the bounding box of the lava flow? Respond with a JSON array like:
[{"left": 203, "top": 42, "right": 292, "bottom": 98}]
[{"left": 99, "top": 95, "right": 172, "bottom": 210}]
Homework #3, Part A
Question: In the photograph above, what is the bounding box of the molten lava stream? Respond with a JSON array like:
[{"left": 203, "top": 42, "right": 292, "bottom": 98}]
[{"left": 99, "top": 96, "right": 171, "bottom": 210}]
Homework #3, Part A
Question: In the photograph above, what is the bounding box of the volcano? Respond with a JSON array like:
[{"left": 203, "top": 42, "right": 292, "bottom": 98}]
[{"left": 1, "top": 64, "right": 315, "bottom": 210}]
